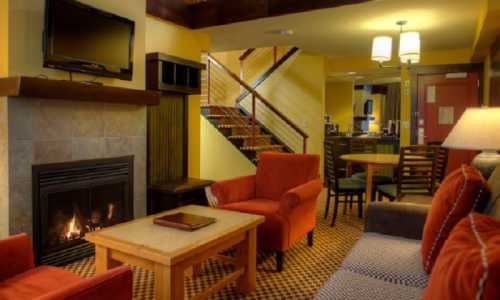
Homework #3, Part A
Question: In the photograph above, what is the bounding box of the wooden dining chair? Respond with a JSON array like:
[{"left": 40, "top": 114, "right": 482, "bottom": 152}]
[
  {"left": 377, "top": 145, "right": 437, "bottom": 203},
  {"left": 324, "top": 140, "right": 366, "bottom": 226},
  {"left": 349, "top": 139, "right": 394, "bottom": 196},
  {"left": 427, "top": 142, "right": 449, "bottom": 184}
]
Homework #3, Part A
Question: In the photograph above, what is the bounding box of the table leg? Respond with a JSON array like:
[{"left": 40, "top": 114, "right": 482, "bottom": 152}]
[
  {"left": 235, "top": 227, "right": 257, "bottom": 293},
  {"left": 365, "top": 164, "right": 374, "bottom": 215},
  {"left": 95, "top": 245, "right": 121, "bottom": 274},
  {"left": 154, "top": 263, "right": 184, "bottom": 300}
]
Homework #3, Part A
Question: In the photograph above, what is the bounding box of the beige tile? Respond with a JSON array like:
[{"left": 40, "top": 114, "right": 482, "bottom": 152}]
[
  {"left": 33, "top": 99, "right": 74, "bottom": 141},
  {"left": 34, "top": 140, "right": 72, "bottom": 164},
  {"left": 72, "top": 102, "right": 105, "bottom": 138},
  {"left": 9, "top": 179, "right": 32, "bottom": 237},
  {"left": 103, "top": 103, "right": 146, "bottom": 137},
  {"left": 104, "top": 137, "right": 133, "bottom": 158},
  {"left": 9, "top": 140, "right": 33, "bottom": 181},
  {"left": 71, "top": 138, "right": 105, "bottom": 161},
  {"left": 7, "top": 97, "right": 33, "bottom": 140}
]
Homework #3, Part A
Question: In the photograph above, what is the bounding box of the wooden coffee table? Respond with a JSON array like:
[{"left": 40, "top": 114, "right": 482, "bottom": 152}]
[{"left": 85, "top": 205, "right": 265, "bottom": 300}]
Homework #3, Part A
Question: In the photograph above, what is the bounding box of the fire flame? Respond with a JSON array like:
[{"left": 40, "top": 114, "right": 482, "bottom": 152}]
[{"left": 65, "top": 215, "right": 81, "bottom": 240}]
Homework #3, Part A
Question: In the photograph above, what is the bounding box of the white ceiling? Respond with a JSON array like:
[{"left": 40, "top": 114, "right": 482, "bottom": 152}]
[{"left": 199, "top": 0, "right": 482, "bottom": 58}]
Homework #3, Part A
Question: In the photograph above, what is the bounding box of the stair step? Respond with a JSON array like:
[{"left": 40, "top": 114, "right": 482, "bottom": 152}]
[
  {"left": 228, "top": 135, "right": 271, "bottom": 139},
  {"left": 218, "top": 124, "right": 253, "bottom": 129},
  {"left": 240, "top": 145, "right": 284, "bottom": 151}
]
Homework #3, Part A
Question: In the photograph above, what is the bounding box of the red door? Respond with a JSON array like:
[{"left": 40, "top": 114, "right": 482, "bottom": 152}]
[{"left": 417, "top": 72, "right": 480, "bottom": 174}]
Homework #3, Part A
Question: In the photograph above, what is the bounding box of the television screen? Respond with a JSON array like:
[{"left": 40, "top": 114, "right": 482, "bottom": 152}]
[{"left": 44, "top": 0, "right": 135, "bottom": 80}]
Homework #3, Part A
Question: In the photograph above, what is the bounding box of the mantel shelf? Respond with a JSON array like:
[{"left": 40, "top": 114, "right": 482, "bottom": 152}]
[{"left": 0, "top": 76, "right": 160, "bottom": 105}]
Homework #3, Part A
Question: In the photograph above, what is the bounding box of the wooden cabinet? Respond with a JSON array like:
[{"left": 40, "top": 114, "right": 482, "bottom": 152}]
[{"left": 146, "top": 52, "right": 205, "bottom": 95}]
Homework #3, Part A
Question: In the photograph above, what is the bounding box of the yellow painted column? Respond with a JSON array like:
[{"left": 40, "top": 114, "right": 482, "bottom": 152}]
[
  {"left": 400, "top": 67, "right": 412, "bottom": 146},
  {"left": 483, "top": 51, "right": 491, "bottom": 106},
  {"left": 0, "top": 0, "right": 8, "bottom": 77}
]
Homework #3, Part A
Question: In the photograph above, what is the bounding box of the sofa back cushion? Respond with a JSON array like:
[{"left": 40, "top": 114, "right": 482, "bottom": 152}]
[
  {"left": 486, "top": 165, "right": 500, "bottom": 220},
  {"left": 421, "top": 165, "right": 489, "bottom": 273},
  {"left": 423, "top": 213, "right": 500, "bottom": 300},
  {"left": 255, "top": 152, "right": 319, "bottom": 201}
]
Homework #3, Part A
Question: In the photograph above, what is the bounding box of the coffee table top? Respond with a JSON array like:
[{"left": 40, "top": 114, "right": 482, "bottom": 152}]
[{"left": 85, "top": 205, "right": 264, "bottom": 265}]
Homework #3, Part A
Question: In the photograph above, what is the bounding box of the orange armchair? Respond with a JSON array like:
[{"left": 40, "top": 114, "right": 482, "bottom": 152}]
[
  {"left": 211, "top": 152, "right": 322, "bottom": 271},
  {"left": 0, "top": 234, "right": 133, "bottom": 300}
]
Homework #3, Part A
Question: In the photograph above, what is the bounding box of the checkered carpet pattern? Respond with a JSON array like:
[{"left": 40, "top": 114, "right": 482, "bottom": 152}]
[{"left": 63, "top": 200, "right": 364, "bottom": 299}]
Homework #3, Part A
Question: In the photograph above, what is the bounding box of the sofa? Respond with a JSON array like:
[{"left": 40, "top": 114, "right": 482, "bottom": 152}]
[
  {"left": 0, "top": 234, "right": 133, "bottom": 300},
  {"left": 211, "top": 152, "right": 322, "bottom": 271},
  {"left": 315, "top": 165, "right": 500, "bottom": 300}
]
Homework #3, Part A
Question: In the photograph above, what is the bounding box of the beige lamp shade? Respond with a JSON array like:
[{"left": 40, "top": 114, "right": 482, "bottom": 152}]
[
  {"left": 442, "top": 107, "right": 500, "bottom": 151},
  {"left": 371, "top": 36, "right": 392, "bottom": 63},
  {"left": 399, "top": 31, "right": 420, "bottom": 64}
]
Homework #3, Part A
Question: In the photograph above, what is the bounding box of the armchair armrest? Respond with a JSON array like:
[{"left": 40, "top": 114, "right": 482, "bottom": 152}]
[
  {"left": 279, "top": 178, "right": 323, "bottom": 216},
  {"left": 210, "top": 175, "right": 256, "bottom": 206},
  {"left": 36, "top": 266, "right": 133, "bottom": 300},
  {"left": 365, "top": 202, "right": 429, "bottom": 240},
  {"left": 0, "top": 233, "right": 34, "bottom": 282}
]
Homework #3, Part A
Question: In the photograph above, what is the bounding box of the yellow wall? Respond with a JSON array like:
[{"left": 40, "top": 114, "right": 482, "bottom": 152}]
[
  {"left": 200, "top": 117, "right": 256, "bottom": 180},
  {"left": 0, "top": 0, "right": 7, "bottom": 77},
  {"left": 240, "top": 52, "right": 326, "bottom": 170},
  {"left": 145, "top": 16, "right": 210, "bottom": 178},
  {"left": 325, "top": 81, "right": 353, "bottom": 132},
  {"left": 8, "top": 0, "right": 146, "bottom": 90}
]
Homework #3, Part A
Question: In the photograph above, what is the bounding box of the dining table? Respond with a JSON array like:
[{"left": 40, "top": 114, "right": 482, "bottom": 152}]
[{"left": 340, "top": 153, "right": 400, "bottom": 213}]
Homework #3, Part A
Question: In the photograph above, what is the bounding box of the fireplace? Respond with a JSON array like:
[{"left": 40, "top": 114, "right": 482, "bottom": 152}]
[{"left": 32, "top": 156, "right": 134, "bottom": 266}]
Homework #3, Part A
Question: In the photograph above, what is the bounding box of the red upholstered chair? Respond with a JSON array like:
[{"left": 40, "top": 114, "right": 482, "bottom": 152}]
[
  {"left": 0, "top": 233, "right": 133, "bottom": 300},
  {"left": 211, "top": 152, "right": 322, "bottom": 271}
]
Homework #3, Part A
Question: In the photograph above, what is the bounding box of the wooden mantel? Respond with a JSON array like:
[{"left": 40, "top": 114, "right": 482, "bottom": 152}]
[{"left": 0, "top": 76, "right": 160, "bottom": 105}]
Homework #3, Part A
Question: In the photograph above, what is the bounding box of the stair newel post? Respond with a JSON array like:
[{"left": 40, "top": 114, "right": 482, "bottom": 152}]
[
  {"left": 207, "top": 59, "right": 211, "bottom": 104},
  {"left": 252, "top": 93, "right": 256, "bottom": 147},
  {"left": 240, "top": 60, "right": 244, "bottom": 95},
  {"left": 302, "top": 136, "right": 308, "bottom": 154}
]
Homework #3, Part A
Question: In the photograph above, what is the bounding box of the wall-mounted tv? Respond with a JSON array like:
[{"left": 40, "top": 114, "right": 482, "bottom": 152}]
[{"left": 43, "top": 0, "right": 135, "bottom": 80}]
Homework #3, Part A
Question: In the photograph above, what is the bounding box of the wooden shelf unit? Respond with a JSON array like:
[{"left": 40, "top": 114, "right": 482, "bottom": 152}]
[
  {"left": 146, "top": 52, "right": 205, "bottom": 95},
  {"left": 0, "top": 76, "right": 160, "bottom": 105}
]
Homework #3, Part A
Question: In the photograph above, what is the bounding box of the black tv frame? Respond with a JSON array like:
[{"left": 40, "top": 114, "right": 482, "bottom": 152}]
[{"left": 43, "top": 0, "right": 135, "bottom": 81}]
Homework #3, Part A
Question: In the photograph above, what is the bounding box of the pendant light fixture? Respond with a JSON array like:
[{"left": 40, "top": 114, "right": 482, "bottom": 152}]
[{"left": 371, "top": 20, "right": 421, "bottom": 68}]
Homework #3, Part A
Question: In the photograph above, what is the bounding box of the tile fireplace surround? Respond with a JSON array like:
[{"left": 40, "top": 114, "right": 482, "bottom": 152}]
[{"left": 0, "top": 97, "right": 147, "bottom": 238}]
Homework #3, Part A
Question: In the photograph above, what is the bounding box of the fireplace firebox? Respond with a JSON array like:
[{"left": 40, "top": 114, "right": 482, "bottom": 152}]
[{"left": 32, "top": 156, "right": 134, "bottom": 266}]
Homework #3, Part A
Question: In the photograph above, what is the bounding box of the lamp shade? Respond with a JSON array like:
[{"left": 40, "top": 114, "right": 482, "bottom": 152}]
[
  {"left": 442, "top": 107, "right": 500, "bottom": 150},
  {"left": 371, "top": 36, "right": 392, "bottom": 63},
  {"left": 399, "top": 31, "right": 420, "bottom": 64}
]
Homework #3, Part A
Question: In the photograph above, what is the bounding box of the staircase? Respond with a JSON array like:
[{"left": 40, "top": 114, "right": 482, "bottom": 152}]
[{"left": 201, "top": 47, "right": 307, "bottom": 164}]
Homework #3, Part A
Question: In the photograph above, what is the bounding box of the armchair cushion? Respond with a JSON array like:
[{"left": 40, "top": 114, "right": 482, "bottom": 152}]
[
  {"left": 256, "top": 152, "right": 319, "bottom": 201},
  {"left": 219, "top": 199, "right": 289, "bottom": 250},
  {"left": 0, "top": 266, "right": 81, "bottom": 299},
  {"left": 36, "top": 266, "right": 133, "bottom": 300},
  {"left": 210, "top": 175, "right": 256, "bottom": 206},
  {"left": 0, "top": 234, "right": 34, "bottom": 282}
]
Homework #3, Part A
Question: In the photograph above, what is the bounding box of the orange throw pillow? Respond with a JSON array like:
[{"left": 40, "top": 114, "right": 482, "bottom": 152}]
[
  {"left": 421, "top": 165, "right": 489, "bottom": 273},
  {"left": 423, "top": 213, "right": 500, "bottom": 300}
]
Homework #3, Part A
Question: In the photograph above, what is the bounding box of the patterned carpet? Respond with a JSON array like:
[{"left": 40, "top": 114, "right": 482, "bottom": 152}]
[{"left": 63, "top": 197, "right": 364, "bottom": 299}]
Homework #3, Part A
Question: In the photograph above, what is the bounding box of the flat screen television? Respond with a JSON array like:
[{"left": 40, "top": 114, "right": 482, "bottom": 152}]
[{"left": 43, "top": 0, "right": 135, "bottom": 80}]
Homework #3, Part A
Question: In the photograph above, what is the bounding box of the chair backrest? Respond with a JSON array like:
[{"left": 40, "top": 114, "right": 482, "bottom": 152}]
[
  {"left": 324, "top": 140, "right": 345, "bottom": 191},
  {"left": 396, "top": 145, "right": 437, "bottom": 199},
  {"left": 255, "top": 152, "right": 320, "bottom": 201},
  {"left": 427, "top": 142, "right": 449, "bottom": 184}
]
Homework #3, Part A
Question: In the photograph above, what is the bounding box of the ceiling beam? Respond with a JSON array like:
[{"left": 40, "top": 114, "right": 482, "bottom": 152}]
[{"left": 147, "top": 0, "right": 372, "bottom": 29}]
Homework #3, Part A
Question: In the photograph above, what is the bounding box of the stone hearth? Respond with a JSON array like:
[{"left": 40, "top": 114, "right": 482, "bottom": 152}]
[{"left": 0, "top": 97, "right": 147, "bottom": 238}]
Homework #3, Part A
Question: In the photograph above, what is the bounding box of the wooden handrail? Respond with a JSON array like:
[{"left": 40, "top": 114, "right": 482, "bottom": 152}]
[
  {"left": 206, "top": 53, "right": 308, "bottom": 139},
  {"left": 235, "top": 46, "right": 299, "bottom": 103},
  {"left": 239, "top": 48, "right": 256, "bottom": 61}
]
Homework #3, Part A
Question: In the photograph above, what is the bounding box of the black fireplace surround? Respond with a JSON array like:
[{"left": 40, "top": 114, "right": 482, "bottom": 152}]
[{"left": 32, "top": 156, "right": 134, "bottom": 266}]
